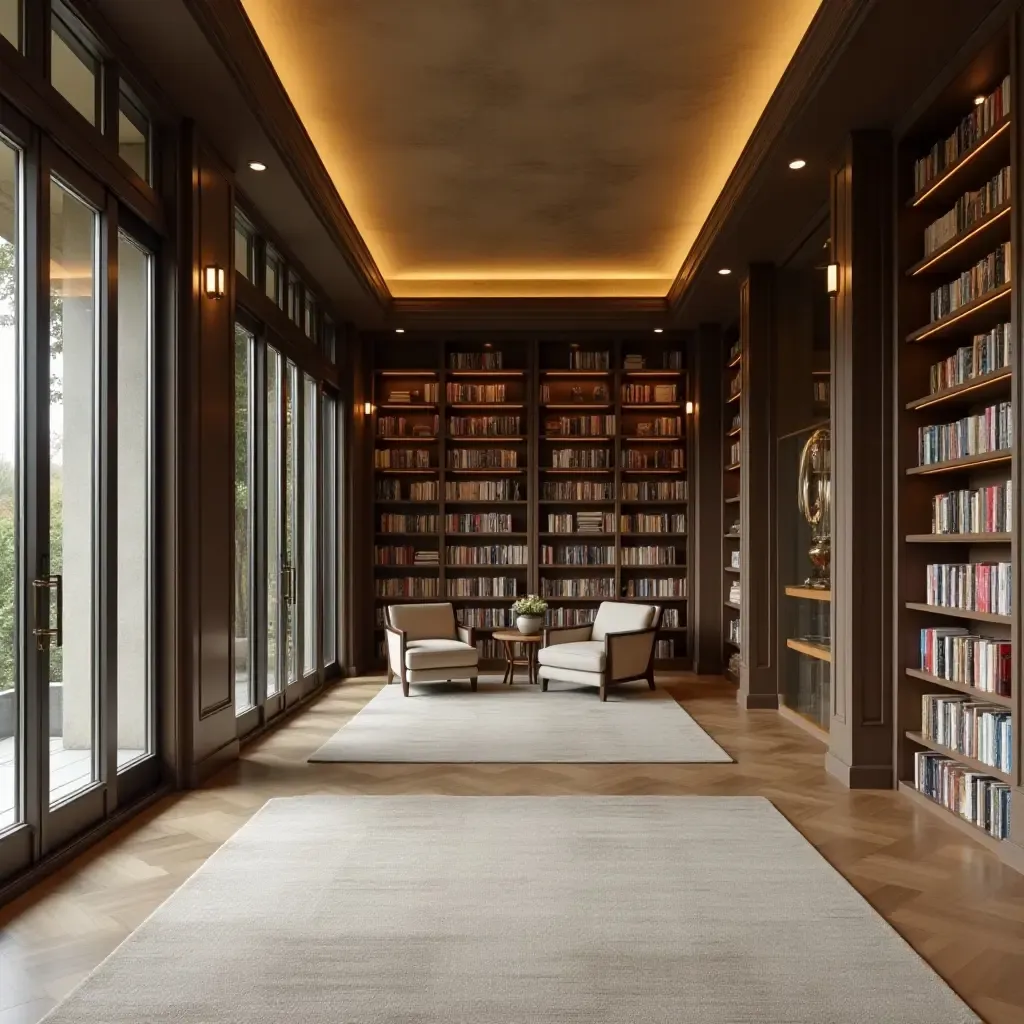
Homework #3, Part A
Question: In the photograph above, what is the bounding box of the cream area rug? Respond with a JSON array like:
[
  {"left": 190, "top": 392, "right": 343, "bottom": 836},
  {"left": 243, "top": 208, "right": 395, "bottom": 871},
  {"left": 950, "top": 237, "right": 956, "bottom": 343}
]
[
  {"left": 308, "top": 680, "right": 732, "bottom": 763},
  {"left": 43, "top": 796, "right": 978, "bottom": 1023}
]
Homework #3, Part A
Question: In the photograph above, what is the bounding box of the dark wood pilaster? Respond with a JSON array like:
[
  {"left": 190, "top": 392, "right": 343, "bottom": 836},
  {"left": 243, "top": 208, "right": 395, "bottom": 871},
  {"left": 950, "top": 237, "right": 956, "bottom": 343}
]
[
  {"left": 828, "top": 131, "right": 894, "bottom": 788},
  {"left": 739, "top": 266, "right": 778, "bottom": 708}
]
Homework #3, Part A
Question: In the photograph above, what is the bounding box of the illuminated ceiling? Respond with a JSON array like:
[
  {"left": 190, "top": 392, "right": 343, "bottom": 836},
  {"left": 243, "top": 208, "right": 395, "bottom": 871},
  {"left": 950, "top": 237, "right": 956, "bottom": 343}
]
[{"left": 239, "top": 0, "right": 823, "bottom": 299}]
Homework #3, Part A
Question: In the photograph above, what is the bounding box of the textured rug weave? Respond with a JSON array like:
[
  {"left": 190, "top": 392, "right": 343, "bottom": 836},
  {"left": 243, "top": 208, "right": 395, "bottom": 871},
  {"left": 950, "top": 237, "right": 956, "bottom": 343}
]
[
  {"left": 308, "top": 680, "right": 732, "bottom": 762},
  {"left": 42, "top": 796, "right": 977, "bottom": 1024}
]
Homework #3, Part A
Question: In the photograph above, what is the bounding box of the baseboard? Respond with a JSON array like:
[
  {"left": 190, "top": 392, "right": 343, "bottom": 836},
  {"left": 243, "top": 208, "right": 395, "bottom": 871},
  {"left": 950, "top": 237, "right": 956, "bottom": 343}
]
[
  {"left": 738, "top": 692, "right": 779, "bottom": 710},
  {"left": 825, "top": 752, "right": 893, "bottom": 790},
  {"left": 188, "top": 736, "right": 240, "bottom": 787}
]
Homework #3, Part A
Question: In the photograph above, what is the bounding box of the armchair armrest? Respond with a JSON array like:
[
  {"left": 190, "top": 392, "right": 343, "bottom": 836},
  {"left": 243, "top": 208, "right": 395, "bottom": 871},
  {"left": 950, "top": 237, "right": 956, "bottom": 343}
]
[
  {"left": 384, "top": 624, "right": 406, "bottom": 680},
  {"left": 542, "top": 624, "right": 593, "bottom": 647},
  {"left": 605, "top": 626, "right": 658, "bottom": 681},
  {"left": 456, "top": 624, "right": 477, "bottom": 648}
]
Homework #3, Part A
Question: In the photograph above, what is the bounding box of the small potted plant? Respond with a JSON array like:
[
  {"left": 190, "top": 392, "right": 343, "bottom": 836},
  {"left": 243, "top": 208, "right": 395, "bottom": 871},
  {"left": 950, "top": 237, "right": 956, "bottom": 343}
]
[{"left": 512, "top": 594, "right": 548, "bottom": 636}]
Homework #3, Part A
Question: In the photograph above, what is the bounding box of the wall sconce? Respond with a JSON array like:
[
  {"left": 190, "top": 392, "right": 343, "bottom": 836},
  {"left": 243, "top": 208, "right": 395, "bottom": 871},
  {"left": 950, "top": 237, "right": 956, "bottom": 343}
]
[
  {"left": 363, "top": 401, "right": 373, "bottom": 416},
  {"left": 203, "top": 265, "right": 225, "bottom": 300},
  {"left": 685, "top": 401, "right": 694, "bottom": 415},
  {"left": 826, "top": 263, "right": 839, "bottom": 295}
]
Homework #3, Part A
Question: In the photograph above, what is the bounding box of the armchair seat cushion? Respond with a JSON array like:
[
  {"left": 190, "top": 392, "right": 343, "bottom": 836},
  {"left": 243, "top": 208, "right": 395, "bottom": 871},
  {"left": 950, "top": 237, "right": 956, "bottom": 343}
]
[
  {"left": 537, "top": 640, "right": 606, "bottom": 673},
  {"left": 404, "top": 638, "right": 478, "bottom": 671}
]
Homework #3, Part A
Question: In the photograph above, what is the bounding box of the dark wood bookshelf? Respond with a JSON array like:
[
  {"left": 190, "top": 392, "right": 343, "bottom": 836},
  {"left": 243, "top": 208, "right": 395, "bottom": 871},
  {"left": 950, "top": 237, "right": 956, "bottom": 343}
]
[
  {"left": 906, "top": 201, "right": 1011, "bottom": 276},
  {"left": 904, "top": 667, "right": 1012, "bottom": 708},
  {"left": 904, "top": 602, "right": 1011, "bottom": 624},
  {"left": 905, "top": 280, "right": 1012, "bottom": 343},
  {"left": 904, "top": 365, "right": 1011, "bottom": 410},
  {"left": 905, "top": 532, "right": 1011, "bottom": 543},
  {"left": 905, "top": 732, "right": 1012, "bottom": 783},
  {"left": 904, "top": 448, "right": 1012, "bottom": 475}
]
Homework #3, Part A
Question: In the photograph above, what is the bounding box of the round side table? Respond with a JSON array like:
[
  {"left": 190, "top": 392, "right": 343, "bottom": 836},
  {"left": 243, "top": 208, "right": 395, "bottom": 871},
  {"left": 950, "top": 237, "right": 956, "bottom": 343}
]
[{"left": 492, "top": 630, "right": 542, "bottom": 685}]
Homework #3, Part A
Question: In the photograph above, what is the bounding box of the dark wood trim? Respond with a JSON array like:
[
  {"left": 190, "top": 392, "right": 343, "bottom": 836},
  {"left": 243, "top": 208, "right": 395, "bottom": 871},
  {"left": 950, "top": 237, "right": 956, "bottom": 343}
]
[
  {"left": 181, "top": 0, "right": 390, "bottom": 309},
  {"left": 666, "top": 0, "right": 873, "bottom": 311},
  {"left": 391, "top": 297, "right": 668, "bottom": 330}
]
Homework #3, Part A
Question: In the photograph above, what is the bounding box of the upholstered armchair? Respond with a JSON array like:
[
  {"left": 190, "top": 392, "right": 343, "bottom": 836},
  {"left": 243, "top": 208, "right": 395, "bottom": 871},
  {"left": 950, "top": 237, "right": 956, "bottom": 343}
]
[
  {"left": 384, "top": 602, "right": 479, "bottom": 696},
  {"left": 537, "top": 602, "right": 661, "bottom": 701}
]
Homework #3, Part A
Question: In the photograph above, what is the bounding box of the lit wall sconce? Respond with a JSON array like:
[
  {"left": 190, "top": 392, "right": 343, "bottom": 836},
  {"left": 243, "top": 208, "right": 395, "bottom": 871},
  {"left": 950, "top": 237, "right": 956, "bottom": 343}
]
[
  {"left": 685, "top": 401, "right": 694, "bottom": 415},
  {"left": 363, "top": 401, "right": 373, "bottom": 416},
  {"left": 203, "top": 265, "right": 225, "bottom": 299},
  {"left": 826, "top": 263, "right": 839, "bottom": 295}
]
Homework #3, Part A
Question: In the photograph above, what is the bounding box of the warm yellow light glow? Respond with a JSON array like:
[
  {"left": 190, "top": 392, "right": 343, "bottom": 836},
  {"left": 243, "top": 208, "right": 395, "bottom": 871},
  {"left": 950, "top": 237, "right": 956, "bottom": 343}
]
[
  {"left": 653, "top": 328, "right": 664, "bottom": 334},
  {"left": 685, "top": 400, "right": 694, "bottom": 415},
  {"left": 204, "top": 265, "right": 225, "bottom": 299},
  {"left": 826, "top": 263, "right": 838, "bottom": 295},
  {"left": 974, "top": 95, "right": 986, "bottom": 106},
  {"left": 364, "top": 401, "right": 373, "bottom": 416},
  {"left": 395, "top": 328, "right": 405, "bottom": 333},
  {"left": 248, "top": 161, "right": 267, "bottom": 171},
  {"left": 788, "top": 158, "right": 806, "bottom": 169}
]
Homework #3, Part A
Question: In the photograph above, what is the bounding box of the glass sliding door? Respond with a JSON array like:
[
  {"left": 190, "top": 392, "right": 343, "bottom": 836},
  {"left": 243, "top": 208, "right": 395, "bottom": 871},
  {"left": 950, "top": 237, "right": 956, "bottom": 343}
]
[
  {"left": 302, "top": 373, "right": 317, "bottom": 678},
  {"left": 234, "top": 325, "right": 255, "bottom": 715},
  {"left": 284, "top": 360, "right": 299, "bottom": 691},
  {"left": 115, "top": 231, "right": 154, "bottom": 768},
  {"left": 47, "top": 177, "right": 99, "bottom": 807},
  {"left": 265, "top": 347, "right": 282, "bottom": 699},
  {"left": 322, "top": 393, "right": 337, "bottom": 670}
]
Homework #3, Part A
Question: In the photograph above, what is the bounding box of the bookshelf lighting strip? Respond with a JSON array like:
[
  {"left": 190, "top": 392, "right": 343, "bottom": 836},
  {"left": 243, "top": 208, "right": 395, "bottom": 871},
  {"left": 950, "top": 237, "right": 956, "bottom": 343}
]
[
  {"left": 907, "top": 367, "right": 1012, "bottom": 409},
  {"left": 910, "top": 204, "right": 1011, "bottom": 276},
  {"left": 910, "top": 118, "right": 1011, "bottom": 207},
  {"left": 909, "top": 285, "right": 1011, "bottom": 343}
]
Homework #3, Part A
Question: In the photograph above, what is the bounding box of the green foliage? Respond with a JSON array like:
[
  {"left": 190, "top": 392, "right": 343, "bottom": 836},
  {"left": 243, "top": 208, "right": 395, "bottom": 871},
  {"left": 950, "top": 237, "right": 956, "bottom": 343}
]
[{"left": 512, "top": 594, "right": 548, "bottom": 616}]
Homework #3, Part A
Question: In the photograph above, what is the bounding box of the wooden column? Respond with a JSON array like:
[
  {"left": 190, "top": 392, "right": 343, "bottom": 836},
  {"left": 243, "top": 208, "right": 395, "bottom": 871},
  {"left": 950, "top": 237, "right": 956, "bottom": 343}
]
[
  {"left": 347, "top": 331, "right": 374, "bottom": 674},
  {"left": 691, "top": 323, "right": 723, "bottom": 674},
  {"left": 828, "top": 131, "right": 894, "bottom": 788},
  {"left": 739, "top": 265, "right": 778, "bottom": 708}
]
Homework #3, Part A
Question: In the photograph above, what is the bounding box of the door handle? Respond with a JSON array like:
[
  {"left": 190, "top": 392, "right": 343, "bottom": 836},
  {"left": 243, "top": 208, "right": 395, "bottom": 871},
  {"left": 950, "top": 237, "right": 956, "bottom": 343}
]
[
  {"left": 289, "top": 566, "right": 298, "bottom": 606},
  {"left": 32, "top": 574, "right": 63, "bottom": 650}
]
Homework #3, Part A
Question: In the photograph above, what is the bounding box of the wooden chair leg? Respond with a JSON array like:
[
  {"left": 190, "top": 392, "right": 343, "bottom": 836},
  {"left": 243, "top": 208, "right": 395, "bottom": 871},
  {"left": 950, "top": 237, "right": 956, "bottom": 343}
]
[
  {"left": 599, "top": 681, "right": 607, "bottom": 702},
  {"left": 541, "top": 677, "right": 548, "bottom": 692},
  {"left": 402, "top": 679, "right": 410, "bottom": 697},
  {"left": 647, "top": 672, "right": 656, "bottom": 691},
  {"left": 470, "top": 675, "right": 478, "bottom": 692}
]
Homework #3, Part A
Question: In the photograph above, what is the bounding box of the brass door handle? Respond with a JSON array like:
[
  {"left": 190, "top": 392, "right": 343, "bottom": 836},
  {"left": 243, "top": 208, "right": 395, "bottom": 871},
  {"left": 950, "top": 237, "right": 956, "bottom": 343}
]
[{"left": 32, "top": 574, "right": 63, "bottom": 650}]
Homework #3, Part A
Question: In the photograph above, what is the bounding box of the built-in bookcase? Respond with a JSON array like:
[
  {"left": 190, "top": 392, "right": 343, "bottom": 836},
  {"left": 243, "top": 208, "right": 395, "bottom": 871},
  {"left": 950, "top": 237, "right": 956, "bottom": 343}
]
[
  {"left": 894, "top": 33, "right": 1018, "bottom": 863},
  {"left": 723, "top": 333, "right": 742, "bottom": 680},
  {"left": 371, "top": 336, "right": 691, "bottom": 668}
]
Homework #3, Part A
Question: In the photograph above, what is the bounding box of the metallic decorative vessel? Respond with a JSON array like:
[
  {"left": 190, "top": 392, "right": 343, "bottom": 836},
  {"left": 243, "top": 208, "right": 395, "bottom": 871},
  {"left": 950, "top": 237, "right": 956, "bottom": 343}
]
[{"left": 797, "top": 427, "right": 831, "bottom": 588}]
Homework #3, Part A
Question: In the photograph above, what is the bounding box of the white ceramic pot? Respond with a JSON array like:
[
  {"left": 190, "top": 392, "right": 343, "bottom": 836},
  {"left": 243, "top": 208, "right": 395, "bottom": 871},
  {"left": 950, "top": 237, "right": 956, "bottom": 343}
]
[{"left": 516, "top": 614, "right": 544, "bottom": 636}]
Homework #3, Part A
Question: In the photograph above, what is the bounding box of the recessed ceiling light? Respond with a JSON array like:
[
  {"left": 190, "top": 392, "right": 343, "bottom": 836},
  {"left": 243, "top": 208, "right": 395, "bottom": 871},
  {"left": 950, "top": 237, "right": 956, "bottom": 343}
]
[
  {"left": 653, "top": 328, "right": 664, "bottom": 334},
  {"left": 974, "top": 95, "right": 986, "bottom": 106},
  {"left": 248, "top": 161, "right": 267, "bottom": 172},
  {"left": 788, "top": 159, "right": 806, "bottom": 170},
  {"left": 395, "top": 328, "right": 405, "bottom": 333},
  {"left": 718, "top": 268, "right": 732, "bottom": 276}
]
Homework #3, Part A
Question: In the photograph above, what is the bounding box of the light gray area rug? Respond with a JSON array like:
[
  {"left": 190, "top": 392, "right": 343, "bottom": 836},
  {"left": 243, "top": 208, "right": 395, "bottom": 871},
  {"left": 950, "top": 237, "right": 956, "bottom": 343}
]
[
  {"left": 43, "top": 796, "right": 977, "bottom": 1024},
  {"left": 309, "top": 680, "right": 732, "bottom": 763}
]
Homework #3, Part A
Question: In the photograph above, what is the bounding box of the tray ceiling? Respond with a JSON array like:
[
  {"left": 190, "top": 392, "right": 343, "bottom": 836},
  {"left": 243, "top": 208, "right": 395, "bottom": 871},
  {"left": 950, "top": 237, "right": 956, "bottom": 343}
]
[{"left": 239, "top": 0, "right": 823, "bottom": 298}]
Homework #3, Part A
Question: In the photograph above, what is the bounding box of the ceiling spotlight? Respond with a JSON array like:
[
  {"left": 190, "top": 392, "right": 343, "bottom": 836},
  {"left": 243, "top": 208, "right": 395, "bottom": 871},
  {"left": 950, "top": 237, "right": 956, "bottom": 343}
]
[
  {"left": 248, "top": 161, "right": 267, "bottom": 172},
  {"left": 395, "top": 328, "right": 405, "bottom": 333},
  {"left": 974, "top": 95, "right": 986, "bottom": 106},
  {"left": 788, "top": 159, "right": 806, "bottom": 170},
  {"left": 718, "top": 268, "right": 732, "bottom": 276},
  {"left": 653, "top": 328, "right": 664, "bottom": 334}
]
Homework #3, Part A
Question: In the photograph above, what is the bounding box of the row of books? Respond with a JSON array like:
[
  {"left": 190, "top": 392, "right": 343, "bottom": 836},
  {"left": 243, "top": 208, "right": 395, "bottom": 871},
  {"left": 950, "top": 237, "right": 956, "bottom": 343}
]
[
  {"left": 924, "top": 561, "right": 1011, "bottom": 616},
  {"left": 446, "top": 383, "right": 507, "bottom": 403},
  {"left": 655, "top": 640, "right": 676, "bottom": 660},
  {"left": 917, "top": 401, "right": 1011, "bottom": 465},
  {"left": 446, "top": 577, "right": 518, "bottom": 597},
  {"left": 446, "top": 480, "right": 523, "bottom": 501},
  {"left": 920, "top": 627, "right": 1010, "bottom": 696},
  {"left": 621, "top": 481, "right": 688, "bottom": 500},
  {"left": 661, "top": 608, "right": 680, "bottom": 628},
  {"left": 378, "top": 514, "right": 438, "bottom": 533},
  {"left": 445, "top": 545, "right": 529, "bottom": 566},
  {"left": 377, "top": 416, "right": 438, "bottom": 437},
  {"left": 923, "top": 166, "right": 1011, "bottom": 256},
  {"left": 622, "top": 449, "right": 684, "bottom": 470},
  {"left": 374, "top": 547, "right": 437, "bottom": 566},
  {"left": 913, "top": 75, "right": 1011, "bottom": 194},
  {"left": 541, "top": 545, "right": 615, "bottom": 565},
  {"left": 569, "top": 350, "right": 610, "bottom": 370},
  {"left": 625, "top": 578, "right": 687, "bottom": 598},
  {"left": 921, "top": 694, "right": 1012, "bottom": 773},
  {"left": 445, "top": 513, "right": 514, "bottom": 533},
  {"left": 622, "top": 513, "right": 686, "bottom": 533},
  {"left": 813, "top": 380, "right": 829, "bottom": 404},
  {"left": 385, "top": 383, "right": 440, "bottom": 403},
  {"left": 728, "top": 580, "right": 741, "bottom": 604},
  {"left": 930, "top": 481, "right": 1010, "bottom": 534},
  {"left": 928, "top": 243, "right": 1011, "bottom": 323},
  {"left": 448, "top": 352, "right": 504, "bottom": 370},
  {"left": 542, "top": 481, "right": 612, "bottom": 500},
  {"left": 546, "top": 513, "right": 615, "bottom": 533},
  {"left": 447, "top": 449, "right": 519, "bottom": 469},
  {"left": 633, "top": 417, "right": 681, "bottom": 436},
  {"left": 546, "top": 607, "right": 597, "bottom": 627},
  {"left": 621, "top": 547, "right": 678, "bottom": 566},
  {"left": 448, "top": 416, "right": 521, "bottom": 436},
  {"left": 457, "top": 607, "right": 513, "bottom": 628},
  {"left": 541, "top": 578, "right": 615, "bottom": 598},
  {"left": 928, "top": 323, "right": 1011, "bottom": 394},
  {"left": 913, "top": 752, "right": 1009, "bottom": 840},
  {"left": 544, "top": 415, "right": 615, "bottom": 436},
  {"left": 374, "top": 449, "right": 432, "bottom": 469},
  {"left": 729, "top": 440, "right": 740, "bottom": 465},
  {"left": 728, "top": 373, "right": 741, "bottom": 399},
  {"left": 376, "top": 578, "right": 440, "bottom": 598},
  {"left": 550, "top": 448, "right": 611, "bottom": 468},
  {"left": 728, "top": 617, "right": 741, "bottom": 644},
  {"left": 376, "top": 481, "right": 439, "bottom": 501},
  {"left": 621, "top": 384, "right": 678, "bottom": 403}
]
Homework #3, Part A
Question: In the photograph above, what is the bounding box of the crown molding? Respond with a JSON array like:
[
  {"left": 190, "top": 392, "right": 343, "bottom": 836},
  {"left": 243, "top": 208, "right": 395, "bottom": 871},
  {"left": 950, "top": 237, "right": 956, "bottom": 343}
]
[
  {"left": 182, "top": 0, "right": 391, "bottom": 309},
  {"left": 391, "top": 297, "right": 669, "bottom": 330},
  {"left": 666, "top": 0, "right": 874, "bottom": 312}
]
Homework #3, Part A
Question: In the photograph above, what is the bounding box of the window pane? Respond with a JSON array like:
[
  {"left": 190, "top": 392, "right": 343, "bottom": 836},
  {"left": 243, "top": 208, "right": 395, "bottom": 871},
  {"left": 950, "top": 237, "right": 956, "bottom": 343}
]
[
  {"left": 322, "top": 396, "right": 337, "bottom": 668},
  {"left": 49, "top": 178, "right": 98, "bottom": 805},
  {"left": 51, "top": 18, "right": 98, "bottom": 127},
  {"left": 323, "top": 317, "right": 336, "bottom": 363},
  {"left": 288, "top": 273, "right": 301, "bottom": 325},
  {"left": 266, "top": 349, "right": 282, "bottom": 696},
  {"left": 0, "top": 0, "right": 20, "bottom": 49},
  {"left": 116, "top": 232, "right": 154, "bottom": 768},
  {"left": 285, "top": 361, "right": 298, "bottom": 683},
  {"left": 234, "top": 215, "right": 253, "bottom": 283},
  {"left": 0, "top": 139, "right": 21, "bottom": 829},
  {"left": 304, "top": 294, "right": 317, "bottom": 341},
  {"left": 302, "top": 375, "right": 317, "bottom": 674},
  {"left": 265, "top": 247, "right": 281, "bottom": 307},
  {"left": 234, "top": 325, "right": 254, "bottom": 714},
  {"left": 118, "top": 89, "right": 150, "bottom": 183}
]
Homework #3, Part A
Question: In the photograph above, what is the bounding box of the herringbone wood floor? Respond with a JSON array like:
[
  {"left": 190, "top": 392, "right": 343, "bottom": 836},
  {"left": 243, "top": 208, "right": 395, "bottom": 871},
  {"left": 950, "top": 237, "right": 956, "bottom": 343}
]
[{"left": 2, "top": 674, "right": 1024, "bottom": 1022}]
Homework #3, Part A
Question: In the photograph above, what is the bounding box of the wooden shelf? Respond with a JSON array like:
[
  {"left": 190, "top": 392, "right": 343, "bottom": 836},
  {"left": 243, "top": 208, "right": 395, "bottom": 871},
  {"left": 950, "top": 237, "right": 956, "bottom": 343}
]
[
  {"left": 375, "top": 500, "right": 440, "bottom": 506},
  {"left": 727, "top": 426, "right": 741, "bottom": 437},
  {"left": 905, "top": 366, "right": 1011, "bottom": 411},
  {"left": 621, "top": 468, "right": 685, "bottom": 475},
  {"left": 724, "top": 566, "right": 740, "bottom": 574},
  {"left": 541, "top": 403, "right": 613, "bottom": 411},
  {"left": 905, "top": 448, "right": 1012, "bottom": 475},
  {"left": 905, "top": 732, "right": 1011, "bottom": 783},
  {"left": 623, "top": 436, "right": 682, "bottom": 443},
  {"left": 538, "top": 499, "right": 614, "bottom": 505},
  {"left": 622, "top": 369, "right": 683, "bottom": 377},
  {"left": 446, "top": 564, "right": 528, "bottom": 571},
  {"left": 907, "top": 203, "right": 1011, "bottom": 277},
  {"left": 784, "top": 585, "right": 831, "bottom": 602},
  {"left": 448, "top": 435, "right": 525, "bottom": 442},
  {"left": 446, "top": 468, "right": 525, "bottom": 475},
  {"left": 905, "top": 281, "right": 1011, "bottom": 343},
  {"left": 541, "top": 435, "right": 610, "bottom": 442},
  {"left": 446, "top": 499, "right": 528, "bottom": 505},
  {"left": 905, "top": 532, "right": 1011, "bottom": 543},
  {"left": 905, "top": 602, "right": 1011, "bottom": 624},
  {"left": 377, "top": 436, "right": 439, "bottom": 442},
  {"left": 727, "top": 354, "right": 741, "bottom": 368},
  {"left": 376, "top": 370, "right": 437, "bottom": 377},
  {"left": 620, "top": 403, "right": 682, "bottom": 411},
  {"left": 726, "top": 392, "right": 741, "bottom": 403},
  {"left": 540, "top": 563, "right": 614, "bottom": 569},
  {"left": 904, "top": 667, "right": 1013, "bottom": 708},
  {"left": 725, "top": 462, "right": 741, "bottom": 472},
  {"left": 724, "top": 496, "right": 740, "bottom": 504},
  {"left": 540, "top": 370, "right": 612, "bottom": 377},
  {"left": 724, "top": 601, "right": 741, "bottom": 612},
  {"left": 541, "top": 468, "right": 613, "bottom": 475},
  {"left": 724, "top": 532, "right": 740, "bottom": 539},
  {"left": 908, "top": 115, "right": 1011, "bottom": 209},
  {"left": 540, "top": 532, "right": 614, "bottom": 538},
  {"left": 445, "top": 533, "right": 528, "bottom": 539},
  {"left": 449, "top": 403, "right": 525, "bottom": 409},
  {"left": 786, "top": 638, "right": 831, "bottom": 662},
  {"left": 375, "top": 468, "right": 437, "bottom": 475},
  {"left": 622, "top": 532, "right": 687, "bottom": 538},
  {"left": 378, "top": 403, "right": 437, "bottom": 410},
  {"left": 446, "top": 370, "right": 525, "bottom": 377}
]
